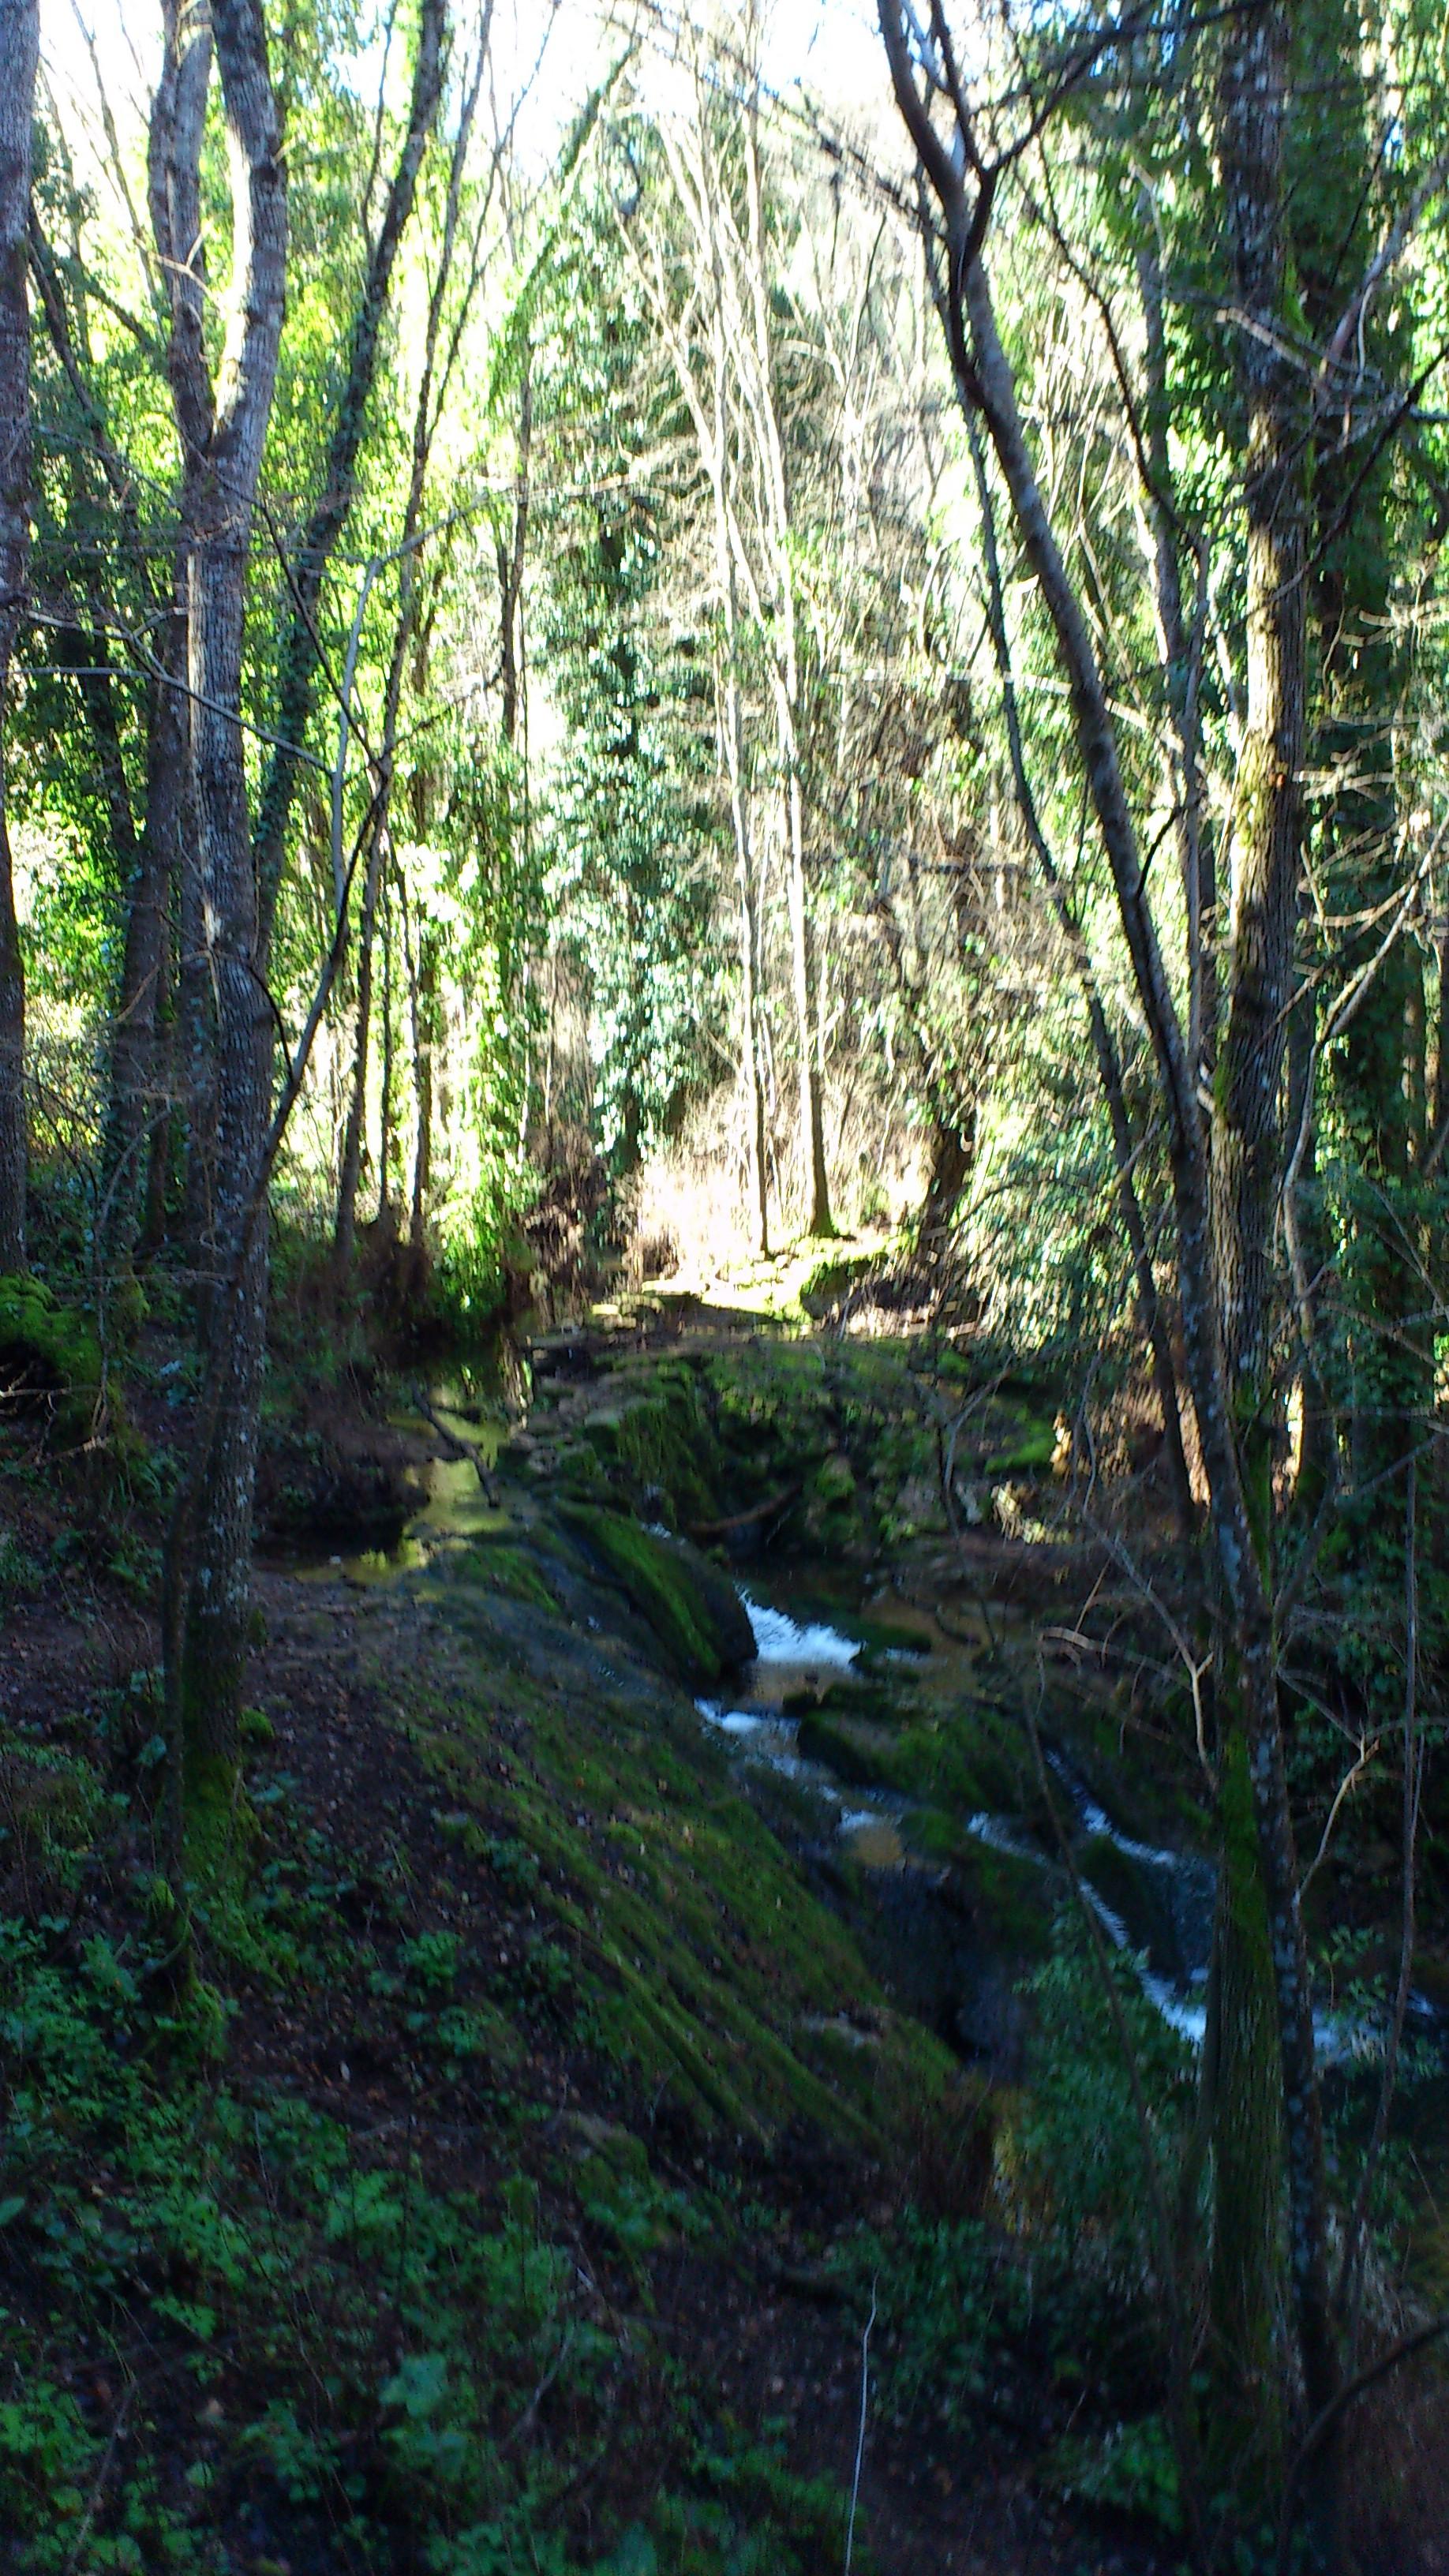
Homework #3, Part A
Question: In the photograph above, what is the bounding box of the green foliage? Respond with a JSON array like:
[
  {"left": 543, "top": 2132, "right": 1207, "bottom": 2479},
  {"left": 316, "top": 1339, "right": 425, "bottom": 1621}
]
[
  {"left": 0, "top": 1530, "right": 46, "bottom": 1602},
  {"left": 832, "top": 2212, "right": 1026, "bottom": 2428},
  {"left": 534, "top": 182, "right": 722, "bottom": 1166},
  {"left": 1018, "top": 1911, "right": 1196, "bottom": 2263},
  {"left": 1043, "top": 2412, "right": 1182, "bottom": 2536}
]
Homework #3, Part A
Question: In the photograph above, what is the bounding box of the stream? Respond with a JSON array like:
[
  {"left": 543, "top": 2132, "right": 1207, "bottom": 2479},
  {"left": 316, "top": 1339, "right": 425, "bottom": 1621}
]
[
  {"left": 697, "top": 1583, "right": 1221, "bottom": 2054},
  {"left": 699, "top": 1582, "right": 1449, "bottom": 2084},
  {"left": 301, "top": 1372, "right": 1447, "bottom": 2095}
]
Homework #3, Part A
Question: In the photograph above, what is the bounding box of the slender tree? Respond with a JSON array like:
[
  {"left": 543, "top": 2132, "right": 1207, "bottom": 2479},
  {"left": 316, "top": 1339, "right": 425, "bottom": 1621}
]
[
  {"left": 253, "top": 0, "right": 449, "bottom": 962},
  {"left": 155, "top": 0, "right": 288, "bottom": 1812},
  {"left": 0, "top": 0, "right": 38, "bottom": 1273},
  {"left": 333, "top": 17, "right": 490, "bottom": 1279},
  {"left": 878, "top": 0, "right": 1340, "bottom": 2468}
]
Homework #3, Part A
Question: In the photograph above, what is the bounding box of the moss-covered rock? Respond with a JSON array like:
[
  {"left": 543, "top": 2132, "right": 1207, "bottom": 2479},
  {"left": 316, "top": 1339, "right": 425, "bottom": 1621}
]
[
  {"left": 453, "top": 1540, "right": 558, "bottom": 1612},
  {"left": 796, "top": 1713, "right": 902, "bottom": 1790},
  {"left": 578, "top": 1361, "right": 727, "bottom": 1526},
  {"left": 0, "top": 1275, "right": 102, "bottom": 1442},
  {"left": 799, "top": 1241, "right": 893, "bottom": 1318},
  {"left": 556, "top": 1505, "right": 754, "bottom": 1685}
]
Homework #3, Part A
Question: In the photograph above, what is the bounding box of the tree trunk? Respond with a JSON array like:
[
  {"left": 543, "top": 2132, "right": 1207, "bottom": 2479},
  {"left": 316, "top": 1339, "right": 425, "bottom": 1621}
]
[
  {"left": 140, "top": 592, "right": 193, "bottom": 1254},
  {"left": 332, "top": 821, "right": 385, "bottom": 1278},
  {"left": 1286, "top": 968, "right": 1335, "bottom": 1515},
  {"left": 334, "top": 45, "right": 487, "bottom": 1275},
  {"left": 1208, "top": 1736, "right": 1285, "bottom": 2480},
  {"left": 155, "top": 0, "right": 287, "bottom": 1818},
  {"left": 1137, "top": 225, "right": 1217, "bottom": 1088},
  {"left": 148, "top": 3, "right": 215, "bottom": 1293},
  {"left": 178, "top": 664, "right": 216, "bottom": 1276},
  {"left": 783, "top": 760, "right": 832, "bottom": 1236},
  {"left": 1208, "top": 0, "right": 1310, "bottom": 2470},
  {"left": 706, "top": 235, "right": 768, "bottom": 1256},
  {"left": 879, "top": 0, "right": 1339, "bottom": 2440},
  {"left": 918, "top": 1108, "right": 975, "bottom": 1258},
  {"left": 0, "top": 0, "right": 37, "bottom": 1275},
  {"left": 377, "top": 881, "right": 395, "bottom": 1225},
  {"left": 741, "top": 81, "right": 832, "bottom": 1238},
  {"left": 407, "top": 769, "right": 439, "bottom": 1250},
  {"left": 966, "top": 414, "right": 1197, "bottom": 1542},
  {"left": 414, "top": 931, "right": 440, "bottom": 1239},
  {"left": 497, "top": 363, "right": 532, "bottom": 752},
  {"left": 140, "top": 862, "right": 175, "bottom": 1259},
  {"left": 251, "top": 0, "right": 447, "bottom": 960},
  {"left": 67, "top": 619, "right": 175, "bottom": 1278}
]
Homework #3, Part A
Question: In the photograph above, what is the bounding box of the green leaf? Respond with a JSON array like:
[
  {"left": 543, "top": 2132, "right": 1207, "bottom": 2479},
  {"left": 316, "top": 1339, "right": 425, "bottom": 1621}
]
[{"left": 380, "top": 2351, "right": 449, "bottom": 2420}]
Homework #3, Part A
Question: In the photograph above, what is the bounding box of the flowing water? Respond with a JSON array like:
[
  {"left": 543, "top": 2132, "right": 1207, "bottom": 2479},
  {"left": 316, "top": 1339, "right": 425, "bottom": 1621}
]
[
  {"left": 288, "top": 1372, "right": 1447, "bottom": 2100},
  {"left": 697, "top": 1576, "right": 1224, "bottom": 2046},
  {"left": 696, "top": 1575, "right": 1449, "bottom": 2089},
  {"left": 696, "top": 1590, "right": 915, "bottom": 1870}
]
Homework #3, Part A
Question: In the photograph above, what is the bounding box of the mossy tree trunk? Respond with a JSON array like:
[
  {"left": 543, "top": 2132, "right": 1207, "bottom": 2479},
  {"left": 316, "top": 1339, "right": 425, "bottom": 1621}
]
[
  {"left": 1206, "top": 0, "right": 1310, "bottom": 2476},
  {"left": 0, "top": 0, "right": 37, "bottom": 1277},
  {"left": 879, "top": 0, "right": 1339, "bottom": 2484}
]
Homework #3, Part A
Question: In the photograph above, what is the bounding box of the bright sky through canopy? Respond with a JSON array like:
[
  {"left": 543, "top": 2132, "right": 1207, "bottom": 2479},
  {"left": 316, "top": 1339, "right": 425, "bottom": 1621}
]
[{"left": 41, "top": 0, "right": 893, "bottom": 177}]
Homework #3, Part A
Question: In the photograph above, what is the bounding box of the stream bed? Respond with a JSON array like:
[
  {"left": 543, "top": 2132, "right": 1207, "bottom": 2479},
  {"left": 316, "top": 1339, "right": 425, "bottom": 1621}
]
[
  {"left": 296, "top": 1365, "right": 1447, "bottom": 2096},
  {"left": 697, "top": 1580, "right": 1222, "bottom": 2056},
  {"left": 698, "top": 1576, "right": 1449, "bottom": 2088}
]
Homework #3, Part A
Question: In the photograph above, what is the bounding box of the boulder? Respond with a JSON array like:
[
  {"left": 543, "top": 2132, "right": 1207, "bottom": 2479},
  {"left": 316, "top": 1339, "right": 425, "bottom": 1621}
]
[{"left": 556, "top": 1504, "right": 755, "bottom": 1687}]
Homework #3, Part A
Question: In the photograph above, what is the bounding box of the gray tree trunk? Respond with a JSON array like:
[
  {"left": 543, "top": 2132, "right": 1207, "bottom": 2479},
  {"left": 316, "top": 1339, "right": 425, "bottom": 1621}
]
[
  {"left": 153, "top": 0, "right": 287, "bottom": 1810},
  {"left": 1208, "top": 0, "right": 1312, "bottom": 2469},
  {"left": 252, "top": 0, "right": 447, "bottom": 962},
  {"left": 0, "top": 0, "right": 37, "bottom": 1275}
]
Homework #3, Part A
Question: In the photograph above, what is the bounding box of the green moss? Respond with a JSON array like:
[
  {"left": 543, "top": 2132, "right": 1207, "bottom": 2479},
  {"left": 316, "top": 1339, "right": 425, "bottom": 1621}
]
[
  {"left": 984, "top": 1416, "right": 1058, "bottom": 1473},
  {"left": 452, "top": 1541, "right": 558, "bottom": 1612},
  {"left": 0, "top": 1275, "right": 103, "bottom": 1442},
  {"left": 799, "top": 1241, "right": 897, "bottom": 1317},
  {"left": 391, "top": 1615, "right": 953, "bottom": 2149},
  {"left": 182, "top": 1748, "right": 256, "bottom": 1897},
  {"left": 947, "top": 1831, "right": 1056, "bottom": 1956},
  {"left": 796, "top": 1713, "right": 900, "bottom": 1791},
  {"left": 605, "top": 1367, "right": 726, "bottom": 1522},
  {"left": 556, "top": 1505, "right": 752, "bottom": 1685}
]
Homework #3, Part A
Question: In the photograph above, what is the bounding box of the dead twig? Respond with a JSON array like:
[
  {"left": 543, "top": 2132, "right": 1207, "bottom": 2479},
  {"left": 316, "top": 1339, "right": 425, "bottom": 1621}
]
[{"left": 843, "top": 2275, "right": 876, "bottom": 2576}]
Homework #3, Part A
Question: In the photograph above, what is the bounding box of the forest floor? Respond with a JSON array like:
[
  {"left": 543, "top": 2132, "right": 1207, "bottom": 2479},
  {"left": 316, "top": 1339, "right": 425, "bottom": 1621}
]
[{"left": 2, "top": 1264, "right": 1447, "bottom": 2572}]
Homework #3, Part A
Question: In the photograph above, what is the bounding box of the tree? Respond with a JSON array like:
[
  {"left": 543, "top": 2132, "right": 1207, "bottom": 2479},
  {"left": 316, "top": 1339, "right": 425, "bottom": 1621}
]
[
  {"left": 153, "top": 0, "right": 287, "bottom": 1814},
  {"left": 877, "top": 0, "right": 1339, "bottom": 2521},
  {"left": 0, "top": 0, "right": 38, "bottom": 1272}
]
